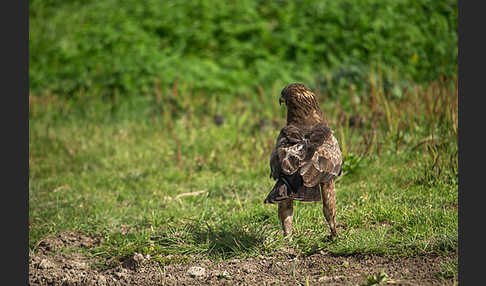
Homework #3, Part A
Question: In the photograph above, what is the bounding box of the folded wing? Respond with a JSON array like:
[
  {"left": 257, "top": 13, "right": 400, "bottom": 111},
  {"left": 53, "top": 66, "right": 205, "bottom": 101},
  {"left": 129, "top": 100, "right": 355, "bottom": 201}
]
[{"left": 266, "top": 123, "right": 342, "bottom": 203}]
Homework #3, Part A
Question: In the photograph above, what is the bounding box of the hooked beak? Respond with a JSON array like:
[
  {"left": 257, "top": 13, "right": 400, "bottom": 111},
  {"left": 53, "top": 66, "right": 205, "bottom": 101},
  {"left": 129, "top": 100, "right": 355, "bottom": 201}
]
[{"left": 279, "top": 96, "right": 285, "bottom": 106}]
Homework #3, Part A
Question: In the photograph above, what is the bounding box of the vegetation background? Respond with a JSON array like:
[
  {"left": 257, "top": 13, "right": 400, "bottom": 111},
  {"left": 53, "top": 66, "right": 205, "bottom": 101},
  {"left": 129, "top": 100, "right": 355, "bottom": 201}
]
[
  {"left": 29, "top": 0, "right": 457, "bottom": 97},
  {"left": 29, "top": 0, "right": 458, "bottom": 283}
]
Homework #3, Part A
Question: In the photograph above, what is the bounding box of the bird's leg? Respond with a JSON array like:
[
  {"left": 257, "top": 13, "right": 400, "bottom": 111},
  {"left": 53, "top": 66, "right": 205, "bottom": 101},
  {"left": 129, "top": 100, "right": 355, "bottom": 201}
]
[
  {"left": 320, "top": 180, "right": 337, "bottom": 238},
  {"left": 278, "top": 198, "right": 294, "bottom": 237}
]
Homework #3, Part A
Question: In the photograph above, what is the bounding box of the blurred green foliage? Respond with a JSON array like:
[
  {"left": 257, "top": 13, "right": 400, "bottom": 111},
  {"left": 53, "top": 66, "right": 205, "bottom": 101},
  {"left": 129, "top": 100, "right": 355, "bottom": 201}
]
[{"left": 29, "top": 0, "right": 457, "bottom": 96}]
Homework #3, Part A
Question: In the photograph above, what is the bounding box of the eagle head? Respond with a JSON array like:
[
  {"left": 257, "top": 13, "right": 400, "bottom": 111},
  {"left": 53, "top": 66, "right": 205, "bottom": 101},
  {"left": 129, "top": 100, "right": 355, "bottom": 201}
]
[
  {"left": 279, "top": 83, "right": 316, "bottom": 106},
  {"left": 279, "top": 83, "right": 324, "bottom": 126}
]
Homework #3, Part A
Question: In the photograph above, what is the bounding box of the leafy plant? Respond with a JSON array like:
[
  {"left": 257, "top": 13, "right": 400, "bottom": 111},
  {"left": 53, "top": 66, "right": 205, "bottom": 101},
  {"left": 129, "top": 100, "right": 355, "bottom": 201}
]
[
  {"left": 361, "top": 270, "right": 389, "bottom": 286},
  {"left": 29, "top": 0, "right": 458, "bottom": 97},
  {"left": 341, "top": 152, "right": 364, "bottom": 176}
]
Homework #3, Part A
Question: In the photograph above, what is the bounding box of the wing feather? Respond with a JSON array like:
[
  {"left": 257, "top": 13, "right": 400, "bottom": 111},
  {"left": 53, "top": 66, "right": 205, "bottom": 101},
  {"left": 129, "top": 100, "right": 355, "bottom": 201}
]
[
  {"left": 270, "top": 126, "right": 306, "bottom": 179},
  {"left": 269, "top": 123, "right": 342, "bottom": 187},
  {"left": 300, "top": 133, "right": 342, "bottom": 187}
]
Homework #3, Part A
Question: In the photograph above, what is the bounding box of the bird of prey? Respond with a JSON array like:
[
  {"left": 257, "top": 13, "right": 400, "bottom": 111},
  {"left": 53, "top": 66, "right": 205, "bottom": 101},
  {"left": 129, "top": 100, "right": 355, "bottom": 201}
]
[{"left": 264, "top": 83, "right": 342, "bottom": 238}]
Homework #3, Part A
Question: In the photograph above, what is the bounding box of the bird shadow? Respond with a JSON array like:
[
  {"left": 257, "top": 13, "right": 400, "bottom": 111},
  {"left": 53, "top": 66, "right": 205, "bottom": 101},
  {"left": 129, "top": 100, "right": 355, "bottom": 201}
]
[{"left": 190, "top": 222, "right": 266, "bottom": 259}]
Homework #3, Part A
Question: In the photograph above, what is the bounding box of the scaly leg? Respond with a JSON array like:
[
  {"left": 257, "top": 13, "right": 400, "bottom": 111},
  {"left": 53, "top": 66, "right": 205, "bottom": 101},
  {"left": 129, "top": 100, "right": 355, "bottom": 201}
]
[
  {"left": 320, "top": 180, "right": 337, "bottom": 238},
  {"left": 278, "top": 198, "right": 294, "bottom": 237}
]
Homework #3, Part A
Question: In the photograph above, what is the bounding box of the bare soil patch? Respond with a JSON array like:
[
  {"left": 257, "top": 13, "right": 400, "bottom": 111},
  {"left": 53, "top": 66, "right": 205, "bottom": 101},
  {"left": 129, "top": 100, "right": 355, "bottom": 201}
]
[{"left": 29, "top": 231, "right": 457, "bottom": 286}]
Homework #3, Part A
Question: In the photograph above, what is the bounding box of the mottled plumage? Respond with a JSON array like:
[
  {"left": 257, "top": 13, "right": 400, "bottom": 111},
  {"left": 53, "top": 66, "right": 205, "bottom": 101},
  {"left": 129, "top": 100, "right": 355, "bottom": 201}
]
[{"left": 264, "top": 83, "right": 342, "bottom": 238}]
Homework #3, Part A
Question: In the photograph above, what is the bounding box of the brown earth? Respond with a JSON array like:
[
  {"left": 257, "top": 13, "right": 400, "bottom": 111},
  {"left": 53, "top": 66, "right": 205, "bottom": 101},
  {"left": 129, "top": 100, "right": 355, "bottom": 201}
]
[{"left": 29, "top": 231, "right": 457, "bottom": 286}]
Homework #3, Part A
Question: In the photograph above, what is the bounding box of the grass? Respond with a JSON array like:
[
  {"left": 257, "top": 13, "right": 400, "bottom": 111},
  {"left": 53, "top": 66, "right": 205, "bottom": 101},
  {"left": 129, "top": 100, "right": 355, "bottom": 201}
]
[
  {"left": 436, "top": 259, "right": 458, "bottom": 283},
  {"left": 29, "top": 75, "right": 457, "bottom": 267}
]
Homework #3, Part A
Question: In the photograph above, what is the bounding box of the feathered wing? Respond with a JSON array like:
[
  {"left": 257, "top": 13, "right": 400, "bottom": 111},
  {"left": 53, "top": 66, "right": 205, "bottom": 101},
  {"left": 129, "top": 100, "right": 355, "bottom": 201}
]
[
  {"left": 265, "top": 123, "right": 342, "bottom": 204},
  {"left": 300, "top": 131, "right": 342, "bottom": 186}
]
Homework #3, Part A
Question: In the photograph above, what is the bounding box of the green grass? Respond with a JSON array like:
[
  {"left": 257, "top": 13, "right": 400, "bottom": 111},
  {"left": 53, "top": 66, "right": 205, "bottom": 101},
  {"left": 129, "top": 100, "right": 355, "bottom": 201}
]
[
  {"left": 436, "top": 259, "right": 458, "bottom": 283},
  {"left": 29, "top": 76, "right": 457, "bottom": 266}
]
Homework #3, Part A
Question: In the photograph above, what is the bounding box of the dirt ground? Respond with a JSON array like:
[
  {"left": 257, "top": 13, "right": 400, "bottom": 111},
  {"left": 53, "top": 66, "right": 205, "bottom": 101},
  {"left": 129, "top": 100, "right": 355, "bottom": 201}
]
[{"left": 29, "top": 231, "right": 457, "bottom": 286}]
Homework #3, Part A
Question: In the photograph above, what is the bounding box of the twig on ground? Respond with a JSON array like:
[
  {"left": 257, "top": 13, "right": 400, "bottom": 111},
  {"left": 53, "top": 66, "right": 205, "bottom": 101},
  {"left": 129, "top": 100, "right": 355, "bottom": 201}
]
[{"left": 165, "top": 190, "right": 208, "bottom": 201}]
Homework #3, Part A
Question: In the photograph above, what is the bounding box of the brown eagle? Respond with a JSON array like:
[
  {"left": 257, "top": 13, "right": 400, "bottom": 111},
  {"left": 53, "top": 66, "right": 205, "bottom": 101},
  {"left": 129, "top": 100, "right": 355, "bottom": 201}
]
[{"left": 264, "top": 83, "right": 342, "bottom": 238}]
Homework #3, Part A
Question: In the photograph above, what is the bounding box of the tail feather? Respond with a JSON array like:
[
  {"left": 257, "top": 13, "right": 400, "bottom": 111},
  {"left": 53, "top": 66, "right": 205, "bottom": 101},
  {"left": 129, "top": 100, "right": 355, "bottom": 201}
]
[
  {"left": 264, "top": 173, "right": 322, "bottom": 204},
  {"left": 293, "top": 184, "right": 321, "bottom": 202},
  {"left": 264, "top": 180, "right": 290, "bottom": 204}
]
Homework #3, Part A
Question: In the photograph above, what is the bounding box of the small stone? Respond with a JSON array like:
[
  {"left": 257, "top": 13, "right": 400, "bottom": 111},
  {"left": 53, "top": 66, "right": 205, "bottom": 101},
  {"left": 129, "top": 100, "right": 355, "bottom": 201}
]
[
  {"left": 114, "top": 268, "right": 128, "bottom": 279},
  {"left": 133, "top": 252, "right": 145, "bottom": 263},
  {"left": 38, "top": 258, "right": 55, "bottom": 269},
  {"left": 69, "top": 260, "right": 88, "bottom": 270},
  {"left": 318, "top": 276, "right": 331, "bottom": 282},
  {"left": 187, "top": 266, "right": 206, "bottom": 278}
]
